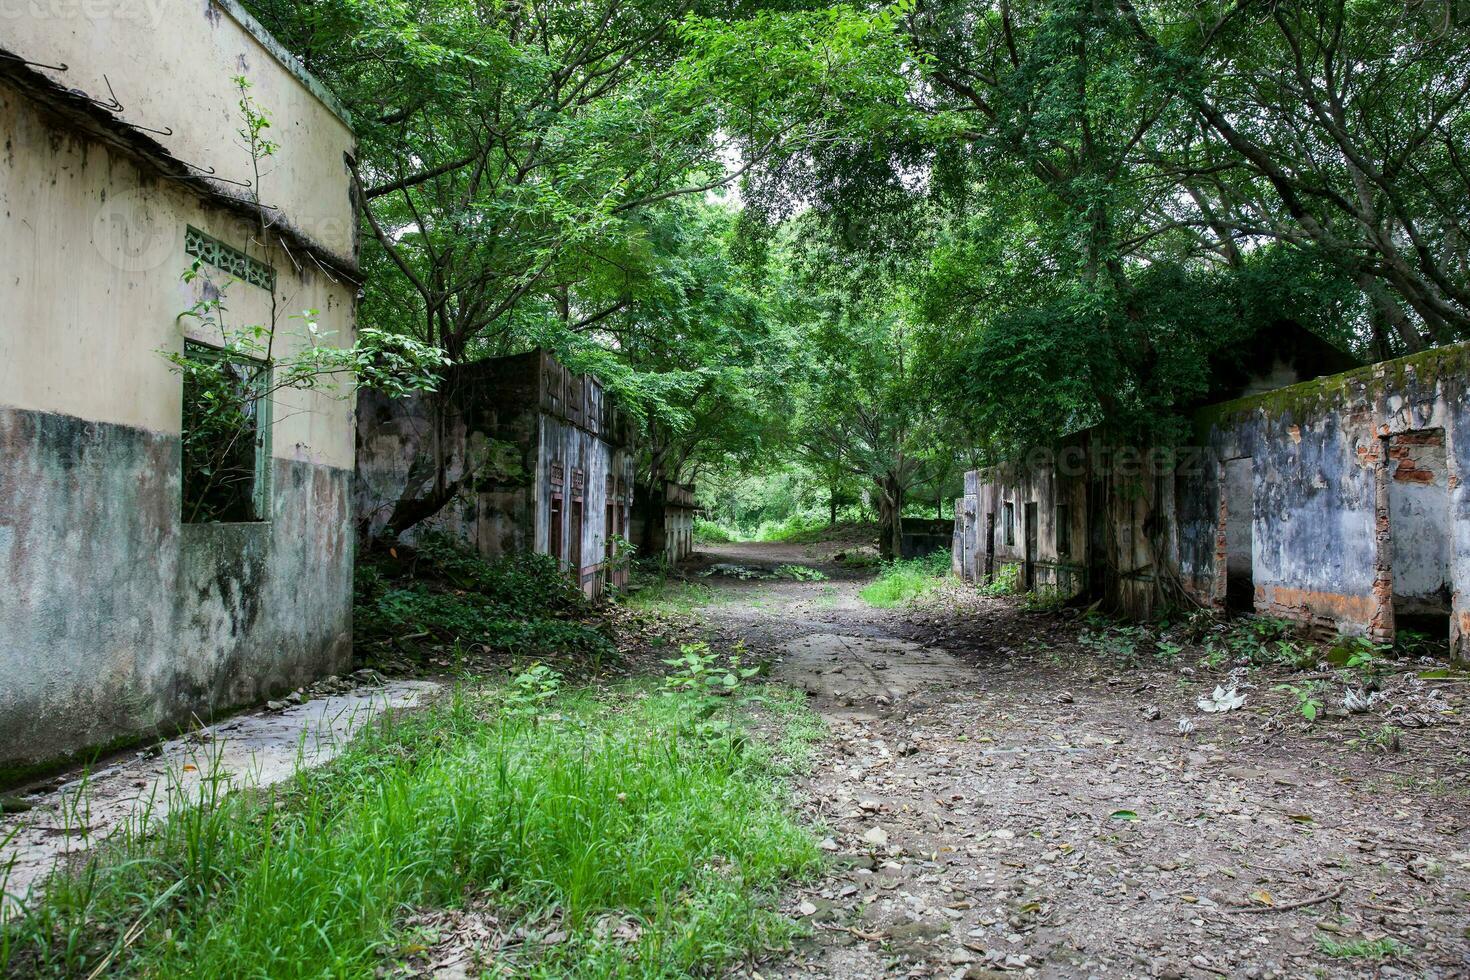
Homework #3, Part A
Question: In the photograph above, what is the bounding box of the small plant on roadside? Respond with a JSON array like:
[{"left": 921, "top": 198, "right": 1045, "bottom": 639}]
[
  {"left": 1315, "top": 935, "right": 1406, "bottom": 960},
  {"left": 503, "top": 663, "right": 563, "bottom": 720},
  {"left": 1275, "top": 681, "right": 1326, "bottom": 722},
  {"left": 1154, "top": 639, "right": 1184, "bottom": 666},
  {"left": 663, "top": 642, "right": 761, "bottom": 700},
  {"left": 1394, "top": 628, "right": 1441, "bottom": 658},
  {"left": 1079, "top": 625, "right": 1169, "bottom": 668},
  {"left": 1273, "top": 639, "right": 1320, "bottom": 670},
  {"left": 980, "top": 563, "right": 1021, "bottom": 596},
  {"left": 1022, "top": 586, "right": 1067, "bottom": 612},
  {"left": 1335, "top": 635, "right": 1392, "bottom": 680},
  {"left": 1350, "top": 723, "right": 1403, "bottom": 753}
]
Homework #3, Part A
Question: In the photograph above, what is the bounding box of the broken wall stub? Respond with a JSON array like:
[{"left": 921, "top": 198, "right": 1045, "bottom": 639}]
[
  {"left": 631, "top": 481, "right": 698, "bottom": 565},
  {"left": 355, "top": 351, "right": 636, "bottom": 597},
  {"left": 0, "top": 8, "right": 359, "bottom": 779},
  {"left": 955, "top": 341, "right": 1470, "bottom": 659},
  {"left": 1191, "top": 344, "right": 1470, "bottom": 653}
]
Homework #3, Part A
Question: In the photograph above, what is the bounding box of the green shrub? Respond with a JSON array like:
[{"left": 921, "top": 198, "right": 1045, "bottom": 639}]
[
  {"left": 752, "top": 512, "right": 828, "bottom": 543},
  {"left": 355, "top": 534, "right": 614, "bottom": 666},
  {"left": 859, "top": 552, "right": 951, "bottom": 608},
  {"left": 980, "top": 563, "right": 1021, "bottom": 596},
  {"left": 694, "top": 519, "right": 740, "bottom": 543}
]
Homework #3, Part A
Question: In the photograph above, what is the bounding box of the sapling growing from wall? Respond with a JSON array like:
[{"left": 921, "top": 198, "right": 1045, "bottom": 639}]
[{"left": 165, "top": 77, "right": 447, "bottom": 522}]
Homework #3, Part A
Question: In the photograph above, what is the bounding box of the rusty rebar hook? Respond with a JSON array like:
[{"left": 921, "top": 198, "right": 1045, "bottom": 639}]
[
  {"left": 0, "top": 52, "right": 69, "bottom": 73},
  {"left": 124, "top": 120, "right": 174, "bottom": 137}
]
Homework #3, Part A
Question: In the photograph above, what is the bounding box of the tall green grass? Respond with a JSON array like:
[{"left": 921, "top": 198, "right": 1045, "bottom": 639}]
[
  {"left": 752, "top": 513, "right": 828, "bottom": 543},
  {"left": 859, "top": 551, "right": 952, "bottom": 608},
  {"left": 1, "top": 683, "right": 822, "bottom": 978},
  {"left": 693, "top": 518, "right": 740, "bottom": 543}
]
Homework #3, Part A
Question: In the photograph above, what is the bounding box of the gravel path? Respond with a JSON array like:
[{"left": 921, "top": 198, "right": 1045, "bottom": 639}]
[{"left": 685, "top": 540, "right": 1470, "bottom": 980}]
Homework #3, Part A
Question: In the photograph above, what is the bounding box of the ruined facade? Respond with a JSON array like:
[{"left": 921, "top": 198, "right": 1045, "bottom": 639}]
[
  {"left": 357, "top": 351, "right": 636, "bottom": 596},
  {"left": 631, "top": 481, "right": 698, "bottom": 565},
  {"left": 0, "top": 2, "right": 360, "bottom": 777},
  {"left": 955, "top": 342, "right": 1470, "bottom": 660}
]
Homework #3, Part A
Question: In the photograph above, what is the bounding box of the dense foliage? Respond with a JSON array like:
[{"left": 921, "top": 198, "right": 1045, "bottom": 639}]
[
  {"left": 355, "top": 534, "right": 616, "bottom": 667},
  {"left": 240, "top": 0, "right": 1470, "bottom": 537}
]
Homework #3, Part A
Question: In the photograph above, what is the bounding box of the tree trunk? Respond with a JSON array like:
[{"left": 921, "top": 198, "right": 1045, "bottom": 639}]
[{"left": 877, "top": 474, "right": 905, "bottom": 561}]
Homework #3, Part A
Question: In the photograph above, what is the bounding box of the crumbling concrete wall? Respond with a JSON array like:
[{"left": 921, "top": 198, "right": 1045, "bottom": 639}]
[
  {"left": 1188, "top": 344, "right": 1470, "bottom": 653},
  {"left": 356, "top": 352, "right": 635, "bottom": 596},
  {"left": 0, "top": 19, "right": 357, "bottom": 780},
  {"left": 955, "top": 342, "right": 1470, "bottom": 659}
]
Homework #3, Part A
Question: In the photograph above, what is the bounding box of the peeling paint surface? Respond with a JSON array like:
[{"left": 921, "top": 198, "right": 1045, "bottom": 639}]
[
  {"left": 955, "top": 341, "right": 1470, "bottom": 658},
  {"left": 0, "top": 407, "right": 354, "bottom": 775}
]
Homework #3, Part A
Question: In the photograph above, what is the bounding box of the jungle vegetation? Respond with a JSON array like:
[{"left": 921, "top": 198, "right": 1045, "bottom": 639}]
[{"left": 242, "top": 0, "right": 1470, "bottom": 555}]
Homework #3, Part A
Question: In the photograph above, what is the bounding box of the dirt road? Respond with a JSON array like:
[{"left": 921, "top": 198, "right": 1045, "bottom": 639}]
[{"left": 684, "top": 540, "right": 1470, "bottom": 979}]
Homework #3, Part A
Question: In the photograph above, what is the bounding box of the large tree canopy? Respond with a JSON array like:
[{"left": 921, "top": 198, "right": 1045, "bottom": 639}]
[{"left": 243, "top": 0, "right": 1469, "bottom": 539}]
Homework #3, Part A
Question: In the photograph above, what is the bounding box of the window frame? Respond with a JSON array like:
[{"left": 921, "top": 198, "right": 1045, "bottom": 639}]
[{"left": 180, "top": 339, "right": 273, "bottom": 523}]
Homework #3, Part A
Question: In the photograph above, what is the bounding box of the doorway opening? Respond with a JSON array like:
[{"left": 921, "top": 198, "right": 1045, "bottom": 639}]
[
  {"left": 985, "top": 512, "right": 996, "bottom": 582},
  {"left": 549, "top": 495, "right": 564, "bottom": 567},
  {"left": 1023, "top": 501, "right": 1038, "bottom": 591},
  {"left": 570, "top": 498, "right": 584, "bottom": 586},
  {"left": 1223, "top": 457, "right": 1255, "bottom": 613},
  {"left": 1388, "top": 430, "right": 1451, "bottom": 654}
]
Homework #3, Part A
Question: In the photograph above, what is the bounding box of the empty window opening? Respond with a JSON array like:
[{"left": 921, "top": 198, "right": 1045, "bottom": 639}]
[
  {"left": 1055, "top": 502, "right": 1072, "bottom": 558},
  {"left": 1223, "top": 457, "right": 1255, "bottom": 613},
  {"left": 180, "top": 340, "right": 270, "bottom": 523},
  {"left": 1389, "top": 429, "right": 1451, "bottom": 653},
  {"left": 1003, "top": 501, "right": 1016, "bottom": 547}
]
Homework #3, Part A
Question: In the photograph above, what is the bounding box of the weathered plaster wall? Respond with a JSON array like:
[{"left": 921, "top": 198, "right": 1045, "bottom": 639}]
[
  {"left": 1188, "top": 345, "right": 1470, "bottom": 653},
  {"left": 356, "top": 354, "right": 635, "bottom": 597},
  {"left": 0, "top": 80, "right": 357, "bottom": 468},
  {"left": 0, "top": 29, "right": 357, "bottom": 776},
  {"left": 0, "top": 409, "right": 352, "bottom": 776},
  {"left": 1, "top": 0, "right": 356, "bottom": 266}
]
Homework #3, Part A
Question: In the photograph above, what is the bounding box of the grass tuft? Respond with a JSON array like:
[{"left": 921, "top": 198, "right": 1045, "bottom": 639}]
[
  {"left": 1, "top": 682, "right": 822, "bottom": 978},
  {"left": 859, "top": 552, "right": 952, "bottom": 608},
  {"left": 1315, "top": 935, "right": 1406, "bottom": 960}
]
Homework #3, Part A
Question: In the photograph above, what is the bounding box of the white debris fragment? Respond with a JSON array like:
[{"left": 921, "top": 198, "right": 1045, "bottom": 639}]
[{"left": 1197, "top": 686, "right": 1247, "bottom": 713}]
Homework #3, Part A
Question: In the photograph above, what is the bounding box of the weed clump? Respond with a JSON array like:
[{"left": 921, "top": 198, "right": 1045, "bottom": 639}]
[
  {"left": 355, "top": 532, "right": 616, "bottom": 669},
  {"left": 0, "top": 677, "right": 823, "bottom": 978},
  {"left": 860, "top": 551, "right": 951, "bottom": 608}
]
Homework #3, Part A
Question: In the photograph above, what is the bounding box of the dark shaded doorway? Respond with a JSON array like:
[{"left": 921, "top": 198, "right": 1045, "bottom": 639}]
[
  {"left": 1224, "top": 457, "right": 1255, "bottom": 613},
  {"left": 1024, "top": 502, "right": 1038, "bottom": 591},
  {"left": 570, "top": 499, "right": 584, "bottom": 585},
  {"left": 985, "top": 512, "right": 996, "bottom": 581},
  {"left": 1388, "top": 430, "right": 1451, "bottom": 653}
]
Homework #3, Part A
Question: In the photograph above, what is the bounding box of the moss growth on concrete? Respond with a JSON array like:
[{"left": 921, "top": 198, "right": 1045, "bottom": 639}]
[{"left": 1192, "top": 339, "right": 1470, "bottom": 441}]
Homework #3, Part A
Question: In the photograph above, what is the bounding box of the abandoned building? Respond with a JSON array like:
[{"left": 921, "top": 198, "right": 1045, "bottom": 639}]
[
  {"left": 954, "top": 334, "right": 1470, "bottom": 659},
  {"left": 0, "top": 3, "right": 360, "bottom": 776},
  {"left": 357, "top": 350, "right": 637, "bottom": 596},
  {"left": 631, "top": 481, "right": 699, "bottom": 565}
]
